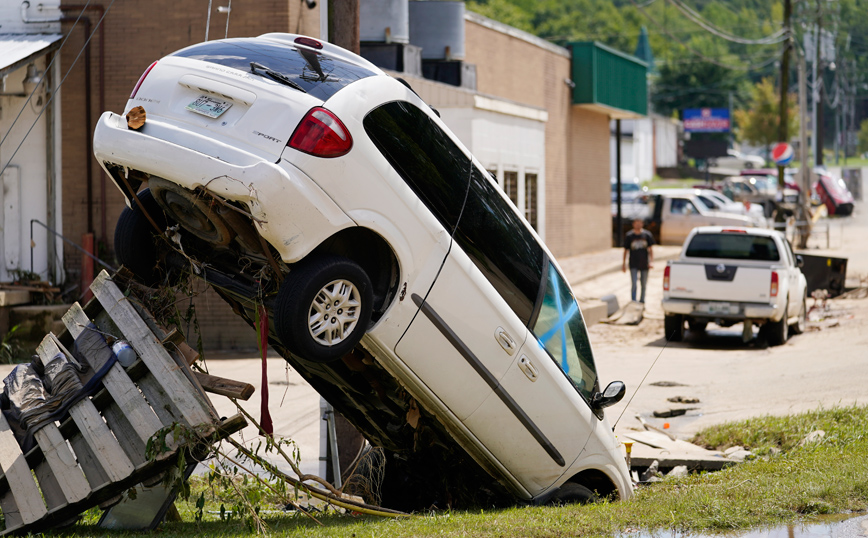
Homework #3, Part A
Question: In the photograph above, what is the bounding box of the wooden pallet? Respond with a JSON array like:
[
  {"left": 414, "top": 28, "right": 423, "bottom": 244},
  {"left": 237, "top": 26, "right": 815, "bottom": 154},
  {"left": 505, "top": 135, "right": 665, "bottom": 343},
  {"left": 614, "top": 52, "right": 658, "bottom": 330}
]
[{"left": 0, "top": 270, "right": 248, "bottom": 535}]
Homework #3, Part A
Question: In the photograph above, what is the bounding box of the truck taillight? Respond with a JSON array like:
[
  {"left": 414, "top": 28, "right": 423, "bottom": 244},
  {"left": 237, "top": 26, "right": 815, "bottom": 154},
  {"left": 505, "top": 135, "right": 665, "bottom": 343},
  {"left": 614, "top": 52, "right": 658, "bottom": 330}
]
[
  {"left": 287, "top": 107, "right": 352, "bottom": 158},
  {"left": 130, "top": 61, "right": 157, "bottom": 99},
  {"left": 663, "top": 265, "right": 670, "bottom": 291},
  {"left": 770, "top": 271, "right": 779, "bottom": 297}
]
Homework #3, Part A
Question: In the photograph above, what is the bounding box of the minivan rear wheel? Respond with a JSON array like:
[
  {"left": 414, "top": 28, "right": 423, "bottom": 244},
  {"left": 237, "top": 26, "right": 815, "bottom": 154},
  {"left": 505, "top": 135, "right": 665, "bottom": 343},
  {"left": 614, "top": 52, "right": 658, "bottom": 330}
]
[
  {"left": 275, "top": 255, "right": 373, "bottom": 363},
  {"left": 548, "top": 482, "right": 597, "bottom": 505}
]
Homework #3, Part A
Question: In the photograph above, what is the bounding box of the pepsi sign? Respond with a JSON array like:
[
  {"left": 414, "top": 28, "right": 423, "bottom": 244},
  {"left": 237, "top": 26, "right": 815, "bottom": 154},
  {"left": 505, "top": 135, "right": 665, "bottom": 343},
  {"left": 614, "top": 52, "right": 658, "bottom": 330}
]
[{"left": 772, "top": 143, "right": 794, "bottom": 166}]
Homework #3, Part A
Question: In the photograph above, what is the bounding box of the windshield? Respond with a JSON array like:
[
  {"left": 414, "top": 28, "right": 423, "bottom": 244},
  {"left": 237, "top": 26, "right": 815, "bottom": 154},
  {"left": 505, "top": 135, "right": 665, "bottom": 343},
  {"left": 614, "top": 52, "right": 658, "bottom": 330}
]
[
  {"left": 172, "top": 39, "right": 377, "bottom": 101},
  {"left": 531, "top": 262, "right": 598, "bottom": 401},
  {"left": 707, "top": 192, "right": 734, "bottom": 205},
  {"left": 695, "top": 195, "right": 717, "bottom": 210},
  {"left": 612, "top": 183, "right": 641, "bottom": 192},
  {"left": 686, "top": 233, "right": 780, "bottom": 261}
]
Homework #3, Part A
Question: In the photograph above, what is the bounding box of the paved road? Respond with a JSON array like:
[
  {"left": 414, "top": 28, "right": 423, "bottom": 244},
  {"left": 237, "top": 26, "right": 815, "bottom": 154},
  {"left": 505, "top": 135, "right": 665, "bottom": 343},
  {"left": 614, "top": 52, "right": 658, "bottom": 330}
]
[{"left": 581, "top": 177, "right": 868, "bottom": 442}]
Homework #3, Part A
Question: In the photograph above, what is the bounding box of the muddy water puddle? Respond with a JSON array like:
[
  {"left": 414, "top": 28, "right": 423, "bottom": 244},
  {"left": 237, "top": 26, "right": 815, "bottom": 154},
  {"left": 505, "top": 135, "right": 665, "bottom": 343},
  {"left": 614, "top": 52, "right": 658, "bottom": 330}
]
[{"left": 625, "top": 513, "right": 868, "bottom": 538}]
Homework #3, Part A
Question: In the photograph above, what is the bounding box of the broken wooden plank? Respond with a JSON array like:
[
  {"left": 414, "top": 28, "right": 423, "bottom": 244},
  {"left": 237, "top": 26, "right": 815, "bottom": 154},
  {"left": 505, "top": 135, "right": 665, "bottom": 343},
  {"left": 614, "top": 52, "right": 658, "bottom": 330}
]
[
  {"left": 63, "top": 303, "right": 164, "bottom": 443},
  {"left": 36, "top": 337, "right": 135, "bottom": 483},
  {"left": 32, "top": 425, "right": 90, "bottom": 506},
  {"left": 3, "top": 413, "right": 247, "bottom": 536},
  {"left": 90, "top": 271, "right": 216, "bottom": 428},
  {"left": 67, "top": 433, "right": 112, "bottom": 490},
  {"left": 193, "top": 371, "right": 255, "bottom": 400},
  {"left": 0, "top": 412, "right": 48, "bottom": 528},
  {"left": 67, "top": 403, "right": 135, "bottom": 483},
  {"left": 89, "top": 309, "right": 188, "bottom": 426}
]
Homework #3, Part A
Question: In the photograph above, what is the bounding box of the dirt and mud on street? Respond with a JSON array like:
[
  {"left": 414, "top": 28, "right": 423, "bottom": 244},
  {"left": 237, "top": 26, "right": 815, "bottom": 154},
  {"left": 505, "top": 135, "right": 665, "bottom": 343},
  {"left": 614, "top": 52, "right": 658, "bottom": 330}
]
[{"left": 576, "top": 186, "right": 868, "bottom": 444}]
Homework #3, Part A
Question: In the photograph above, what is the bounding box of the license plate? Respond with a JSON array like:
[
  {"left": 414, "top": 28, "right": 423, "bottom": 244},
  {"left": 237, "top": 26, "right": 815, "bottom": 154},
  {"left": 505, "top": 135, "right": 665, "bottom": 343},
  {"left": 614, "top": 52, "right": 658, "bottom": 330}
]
[
  {"left": 704, "top": 302, "right": 734, "bottom": 314},
  {"left": 186, "top": 95, "right": 232, "bottom": 118}
]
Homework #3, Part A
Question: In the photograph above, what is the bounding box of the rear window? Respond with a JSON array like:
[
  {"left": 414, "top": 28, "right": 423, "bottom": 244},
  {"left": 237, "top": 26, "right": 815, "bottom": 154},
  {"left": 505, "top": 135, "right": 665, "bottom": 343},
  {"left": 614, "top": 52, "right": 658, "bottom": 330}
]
[
  {"left": 172, "top": 39, "right": 377, "bottom": 101},
  {"left": 686, "top": 233, "right": 780, "bottom": 261}
]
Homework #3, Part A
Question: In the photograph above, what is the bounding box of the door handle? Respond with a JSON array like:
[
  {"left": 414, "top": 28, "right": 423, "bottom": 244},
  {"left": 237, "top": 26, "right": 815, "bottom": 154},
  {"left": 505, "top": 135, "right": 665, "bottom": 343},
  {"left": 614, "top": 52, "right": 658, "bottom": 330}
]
[
  {"left": 518, "top": 355, "right": 538, "bottom": 382},
  {"left": 494, "top": 327, "right": 516, "bottom": 355}
]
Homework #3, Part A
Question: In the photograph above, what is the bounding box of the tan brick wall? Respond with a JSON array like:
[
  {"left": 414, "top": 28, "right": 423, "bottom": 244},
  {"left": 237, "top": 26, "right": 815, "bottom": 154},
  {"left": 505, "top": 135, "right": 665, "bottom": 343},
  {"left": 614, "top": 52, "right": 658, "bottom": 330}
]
[
  {"left": 59, "top": 1, "right": 319, "bottom": 345},
  {"left": 463, "top": 18, "right": 611, "bottom": 258},
  {"left": 188, "top": 282, "right": 259, "bottom": 352},
  {"left": 562, "top": 107, "right": 612, "bottom": 253}
]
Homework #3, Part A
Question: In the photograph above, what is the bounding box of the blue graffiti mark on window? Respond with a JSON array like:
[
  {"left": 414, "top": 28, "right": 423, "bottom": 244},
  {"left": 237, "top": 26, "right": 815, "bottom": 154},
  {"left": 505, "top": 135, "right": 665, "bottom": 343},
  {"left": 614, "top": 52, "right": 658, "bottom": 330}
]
[{"left": 539, "top": 266, "right": 578, "bottom": 374}]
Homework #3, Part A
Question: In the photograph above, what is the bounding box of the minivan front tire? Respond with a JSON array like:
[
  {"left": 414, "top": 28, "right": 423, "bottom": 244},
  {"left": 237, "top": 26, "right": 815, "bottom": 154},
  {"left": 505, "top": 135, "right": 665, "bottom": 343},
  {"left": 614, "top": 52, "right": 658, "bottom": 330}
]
[{"left": 275, "top": 254, "right": 373, "bottom": 363}]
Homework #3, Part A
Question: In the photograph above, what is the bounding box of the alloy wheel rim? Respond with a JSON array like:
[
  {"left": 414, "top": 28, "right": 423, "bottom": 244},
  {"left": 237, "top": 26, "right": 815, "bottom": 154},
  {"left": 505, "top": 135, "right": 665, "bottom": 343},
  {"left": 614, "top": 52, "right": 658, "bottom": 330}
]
[{"left": 308, "top": 279, "right": 361, "bottom": 346}]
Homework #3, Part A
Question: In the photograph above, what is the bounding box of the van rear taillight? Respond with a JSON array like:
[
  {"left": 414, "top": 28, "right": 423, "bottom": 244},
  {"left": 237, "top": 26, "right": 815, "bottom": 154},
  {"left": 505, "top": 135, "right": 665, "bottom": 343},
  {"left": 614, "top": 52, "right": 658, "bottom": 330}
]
[
  {"left": 663, "top": 265, "right": 670, "bottom": 291},
  {"left": 130, "top": 61, "right": 158, "bottom": 99},
  {"left": 288, "top": 107, "right": 352, "bottom": 158},
  {"left": 770, "top": 271, "right": 779, "bottom": 297}
]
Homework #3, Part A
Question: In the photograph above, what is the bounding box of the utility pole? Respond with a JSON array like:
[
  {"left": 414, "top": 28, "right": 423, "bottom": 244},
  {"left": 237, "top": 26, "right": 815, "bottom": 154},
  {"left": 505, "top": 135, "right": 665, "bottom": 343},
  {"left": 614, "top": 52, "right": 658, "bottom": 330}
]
[
  {"left": 814, "top": 0, "right": 823, "bottom": 167},
  {"left": 799, "top": 55, "right": 809, "bottom": 197},
  {"left": 777, "top": 0, "right": 792, "bottom": 190},
  {"left": 616, "top": 119, "right": 623, "bottom": 248},
  {"left": 327, "top": 0, "right": 359, "bottom": 54}
]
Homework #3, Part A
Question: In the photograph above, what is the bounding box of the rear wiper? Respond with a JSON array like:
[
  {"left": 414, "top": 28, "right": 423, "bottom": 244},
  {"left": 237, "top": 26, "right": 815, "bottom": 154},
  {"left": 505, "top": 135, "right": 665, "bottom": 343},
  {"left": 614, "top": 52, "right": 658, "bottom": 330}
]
[{"left": 250, "top": 62, "right": 306, "bottom": 93}]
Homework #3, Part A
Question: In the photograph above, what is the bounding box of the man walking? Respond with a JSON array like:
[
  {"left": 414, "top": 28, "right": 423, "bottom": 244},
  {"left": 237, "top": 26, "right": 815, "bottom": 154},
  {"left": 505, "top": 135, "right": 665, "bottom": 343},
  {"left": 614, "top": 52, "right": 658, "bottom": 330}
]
[{"left": 622, "top": 219, "right": 654, "bottom": 303}]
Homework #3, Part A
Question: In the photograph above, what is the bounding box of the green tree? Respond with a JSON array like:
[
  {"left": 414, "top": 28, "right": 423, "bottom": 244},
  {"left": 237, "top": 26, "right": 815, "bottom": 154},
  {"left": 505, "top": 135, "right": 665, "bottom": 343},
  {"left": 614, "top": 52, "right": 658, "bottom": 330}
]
[
  {"left": 467, "top": 0, "right": 534, "bottom": 33},
  {"left": 652, "top": 36, "right": 750, "bottom": 117},
  {"left": 732, "top": 77, "right": 798, "bottom": 157}
]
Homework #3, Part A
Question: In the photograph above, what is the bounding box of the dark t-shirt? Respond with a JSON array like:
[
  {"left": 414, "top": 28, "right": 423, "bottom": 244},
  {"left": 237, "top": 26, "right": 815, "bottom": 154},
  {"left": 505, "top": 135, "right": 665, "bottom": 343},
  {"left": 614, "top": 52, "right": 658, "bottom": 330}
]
[{"left": 625, "top": 229, "right": 654, "bottom": 270}]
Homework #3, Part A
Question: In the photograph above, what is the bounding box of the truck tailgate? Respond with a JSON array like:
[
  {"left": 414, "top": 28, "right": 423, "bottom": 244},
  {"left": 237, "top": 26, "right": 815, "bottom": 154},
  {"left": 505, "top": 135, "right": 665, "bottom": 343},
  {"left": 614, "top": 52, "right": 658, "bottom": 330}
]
[{"left": 668, "top": 261, "right": 773, "bottom": 303}]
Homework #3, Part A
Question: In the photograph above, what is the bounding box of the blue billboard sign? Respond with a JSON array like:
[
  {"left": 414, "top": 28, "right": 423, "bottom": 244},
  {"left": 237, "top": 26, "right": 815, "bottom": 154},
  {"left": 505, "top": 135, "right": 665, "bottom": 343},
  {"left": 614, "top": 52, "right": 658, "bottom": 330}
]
[{"left": 683, "top": 108, "right": 730, "bottom": 133}]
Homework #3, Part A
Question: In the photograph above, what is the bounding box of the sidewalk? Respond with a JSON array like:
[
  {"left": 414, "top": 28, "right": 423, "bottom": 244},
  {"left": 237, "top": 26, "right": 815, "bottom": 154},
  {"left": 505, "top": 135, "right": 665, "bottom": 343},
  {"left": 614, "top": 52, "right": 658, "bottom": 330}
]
[
  {"left": 559, "top": 245, "right": 683, "bottom": 287},
  {"left": 558, "top": 245, "right": 682, "bottom": 324}
]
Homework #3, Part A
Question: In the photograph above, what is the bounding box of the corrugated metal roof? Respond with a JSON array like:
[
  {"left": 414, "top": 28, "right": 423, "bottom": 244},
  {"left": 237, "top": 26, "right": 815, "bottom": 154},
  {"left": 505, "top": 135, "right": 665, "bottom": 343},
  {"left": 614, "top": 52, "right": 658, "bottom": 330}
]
[{"left": 0, "top": 34, "right": 62, "bottom": 79}]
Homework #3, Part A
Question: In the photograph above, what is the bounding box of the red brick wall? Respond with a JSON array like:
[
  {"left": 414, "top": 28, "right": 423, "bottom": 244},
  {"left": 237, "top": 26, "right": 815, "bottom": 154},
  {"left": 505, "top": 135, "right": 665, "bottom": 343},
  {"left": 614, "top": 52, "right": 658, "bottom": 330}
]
[{"left": 59, "top": 1, "right": 320, "bottom": 348}]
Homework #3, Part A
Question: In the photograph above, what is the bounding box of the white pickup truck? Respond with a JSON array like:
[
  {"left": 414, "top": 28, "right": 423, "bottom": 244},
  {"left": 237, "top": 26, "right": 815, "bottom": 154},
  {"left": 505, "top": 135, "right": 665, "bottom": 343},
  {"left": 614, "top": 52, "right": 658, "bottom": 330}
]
[{"left": 662, "top": 226, "right": 808, "bottom": 345}]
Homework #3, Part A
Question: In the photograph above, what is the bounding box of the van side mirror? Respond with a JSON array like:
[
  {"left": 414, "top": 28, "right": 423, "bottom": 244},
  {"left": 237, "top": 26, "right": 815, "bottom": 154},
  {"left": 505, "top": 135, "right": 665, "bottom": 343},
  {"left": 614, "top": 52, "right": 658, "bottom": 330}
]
[
  {"left": 591, "top": 381, "right": 626, "bottom": 418},
  {"left": 796, "top": 254, "right": 804, "bottom": 268}
]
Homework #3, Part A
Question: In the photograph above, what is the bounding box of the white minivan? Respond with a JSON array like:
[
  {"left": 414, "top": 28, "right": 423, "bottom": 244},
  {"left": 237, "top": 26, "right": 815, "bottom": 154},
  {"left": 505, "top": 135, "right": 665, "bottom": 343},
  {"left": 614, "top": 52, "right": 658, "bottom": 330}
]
[{"left": 94, "top": 33, "right": 632, "bottom": 509}]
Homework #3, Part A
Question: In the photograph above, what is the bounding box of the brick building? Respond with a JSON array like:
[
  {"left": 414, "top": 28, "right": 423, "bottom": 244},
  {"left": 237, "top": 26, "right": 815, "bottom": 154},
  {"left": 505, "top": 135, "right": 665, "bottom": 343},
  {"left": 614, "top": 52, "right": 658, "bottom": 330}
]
[{"left": 47, "top": 1, "right": 645, "bottom": 351}]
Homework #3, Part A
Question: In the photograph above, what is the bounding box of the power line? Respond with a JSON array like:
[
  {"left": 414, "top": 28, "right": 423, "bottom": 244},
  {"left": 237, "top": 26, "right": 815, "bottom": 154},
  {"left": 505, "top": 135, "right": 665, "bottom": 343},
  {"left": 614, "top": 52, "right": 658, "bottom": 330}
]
[
  {"left": 666, "top": 0, "right": 788, "bottom": 45},
  {"left": 627, "top": 0, "right": 784, "bottom": 72}
]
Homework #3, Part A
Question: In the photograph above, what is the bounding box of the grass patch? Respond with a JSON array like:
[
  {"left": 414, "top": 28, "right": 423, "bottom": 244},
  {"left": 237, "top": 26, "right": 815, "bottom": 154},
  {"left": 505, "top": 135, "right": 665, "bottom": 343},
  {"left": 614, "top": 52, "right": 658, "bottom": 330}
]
[{"left": 58, "top": 405, "right": 868, "bottom": 537}]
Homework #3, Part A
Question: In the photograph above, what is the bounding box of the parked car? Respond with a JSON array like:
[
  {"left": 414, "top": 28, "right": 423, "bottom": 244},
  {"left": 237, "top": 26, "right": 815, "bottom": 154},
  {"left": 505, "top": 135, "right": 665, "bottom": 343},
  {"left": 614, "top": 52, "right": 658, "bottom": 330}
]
[
  {"left": 740, "top": 169, "right": 801, "bottom": 192},
  {"left": 662, "top": 227, "right": 807, "bottom": 345},
  {"left": 611, "top": 179, "right": 644, "bottom": 203},
  {"left": 710, "top": 149, "right": 765, "bottom": 170},
  {"left": 620, "top": 190, "right": 759, "bottom": 246},
  {"left": 648, "top": 188, "right": 765, "bottom": 225},
  {"left": 94, "top": 33, "right": 631, "bottom": 508},
  {"left": 720, "top": 175, "right": 799, "bottom": 217},
  {"left": 813, "top": 172, "right": 854, "bottom": 216}
]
